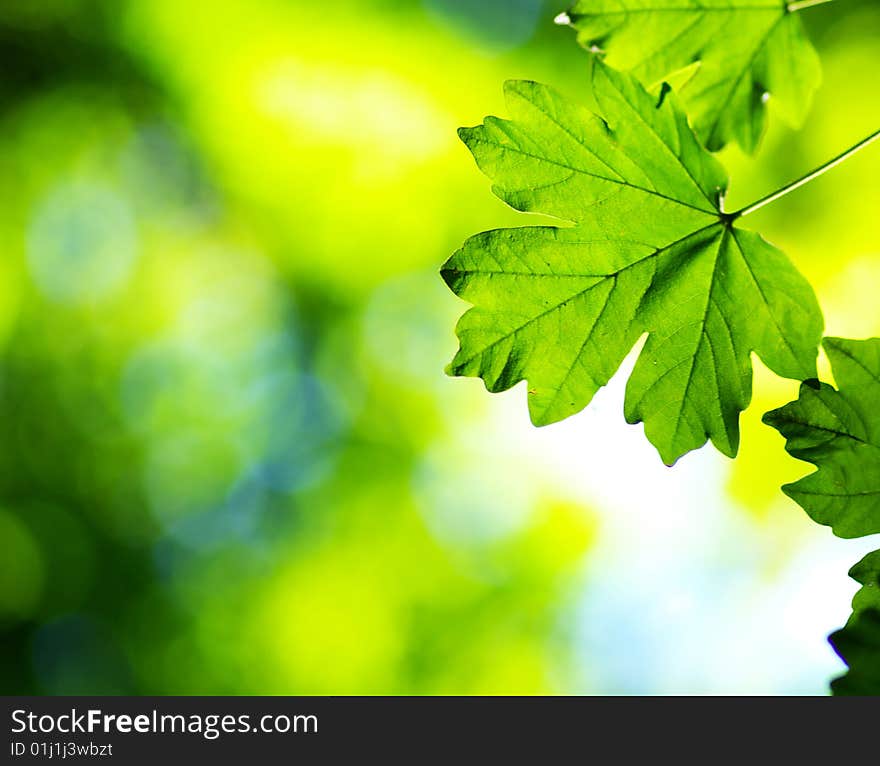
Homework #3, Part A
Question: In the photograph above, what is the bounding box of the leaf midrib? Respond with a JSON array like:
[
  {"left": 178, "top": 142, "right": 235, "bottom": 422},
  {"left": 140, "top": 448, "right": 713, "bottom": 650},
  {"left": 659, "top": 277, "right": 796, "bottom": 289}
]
[
  {"left": 572, "top": 5, "right": 781, "bottom": 17},
  {"left": 656, "top": 227, "right": 731, "bottom": 456}
]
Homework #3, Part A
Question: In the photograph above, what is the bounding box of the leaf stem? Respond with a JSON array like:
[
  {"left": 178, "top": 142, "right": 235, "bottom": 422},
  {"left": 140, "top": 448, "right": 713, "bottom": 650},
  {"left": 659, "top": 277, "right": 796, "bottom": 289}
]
[
  {"left": 787, "top": 0, "right": 834, "bottom": 12},
  {"left": 735, "top": 128, "right": 880, "bottom": 218}
]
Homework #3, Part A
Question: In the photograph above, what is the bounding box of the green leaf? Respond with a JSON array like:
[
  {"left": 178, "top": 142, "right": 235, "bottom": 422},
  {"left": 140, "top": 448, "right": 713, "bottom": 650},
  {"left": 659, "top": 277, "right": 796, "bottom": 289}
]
[
  {"left": 764, "top": 337, "right": 880, "bottom": 695},
  {"left": 763, "top": 337, "right": 880, "bottom": 538},
  {"left": 443, "top": 62, "right": 822, "bottom": 465},
  {"left": 829, "top": 551, "right": 880, "bottom": 695},
  {"left": 560, "top": 0, "right": 822, "bottom": 152}
]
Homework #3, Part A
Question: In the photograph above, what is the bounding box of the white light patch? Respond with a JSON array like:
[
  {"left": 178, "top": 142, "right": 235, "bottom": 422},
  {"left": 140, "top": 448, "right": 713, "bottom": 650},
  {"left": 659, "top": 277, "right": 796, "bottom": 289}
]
[{"left": 449, "top": 342, "right": 876, "bottom": 692}]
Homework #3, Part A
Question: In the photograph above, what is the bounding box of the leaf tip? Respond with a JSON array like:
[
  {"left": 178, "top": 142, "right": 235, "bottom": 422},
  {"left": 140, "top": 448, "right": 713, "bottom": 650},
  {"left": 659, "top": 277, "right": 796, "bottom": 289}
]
[
  {"left": 444, "top": 358, "right": 463, "bottom": 379},
  {"left": 439, "top": 263, "right": 460, "bottom": 292},
  {"left": 761, "top": 407, "right": 781, "bottom": 428},
  {"left": 456, "top": 125, "right": 475, "bottom": 145},
  {"left": 779, "top": 481, "right": 800, "bottom": 501}
]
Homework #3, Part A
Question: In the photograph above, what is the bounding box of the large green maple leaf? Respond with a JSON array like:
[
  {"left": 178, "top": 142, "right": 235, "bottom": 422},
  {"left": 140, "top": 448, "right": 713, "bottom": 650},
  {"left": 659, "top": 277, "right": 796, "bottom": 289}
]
[
  {"left": 763, "top": 338, "right": 880, "bottom": 538},
  {"left": 558, "top": 0, "right": 822, "bottom": 152},
  {"left": 443, "top": 62, "right": 822, "bottom": 465},
  {"left": 764, "top": 337, "right": 880, "bottom": 695}
]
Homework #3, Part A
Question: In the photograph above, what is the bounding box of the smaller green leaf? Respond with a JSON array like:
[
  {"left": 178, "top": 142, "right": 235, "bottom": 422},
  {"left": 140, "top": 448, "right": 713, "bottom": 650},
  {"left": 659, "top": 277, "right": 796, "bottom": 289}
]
[
  {"left": 763, "top": 337, "right": 880, "bottom": 538},
  {"left": 765, "top": 337, "right": 880, "bottom": 695},
  {"left": 829, "top": 550, "right": 880, "bottom": 696}
]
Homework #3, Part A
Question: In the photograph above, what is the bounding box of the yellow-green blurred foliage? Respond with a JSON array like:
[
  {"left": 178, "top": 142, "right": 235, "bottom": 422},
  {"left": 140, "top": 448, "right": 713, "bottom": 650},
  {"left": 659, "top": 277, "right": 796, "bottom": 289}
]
[{"left": 0, "top": 0, "right": 596, "bottom": 694}]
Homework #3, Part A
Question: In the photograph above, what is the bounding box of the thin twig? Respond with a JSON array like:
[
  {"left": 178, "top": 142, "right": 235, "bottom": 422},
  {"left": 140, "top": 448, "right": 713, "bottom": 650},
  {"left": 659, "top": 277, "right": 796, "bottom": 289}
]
[{"left": 735, "top": 128, "right": 880, "bottom": 218}]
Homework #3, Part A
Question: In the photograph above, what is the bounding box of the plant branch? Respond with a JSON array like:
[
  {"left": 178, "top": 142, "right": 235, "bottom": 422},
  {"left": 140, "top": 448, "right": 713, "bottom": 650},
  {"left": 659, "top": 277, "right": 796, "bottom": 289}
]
[{"left": 735, "top": 128, "right": 880, "bottom": 218}]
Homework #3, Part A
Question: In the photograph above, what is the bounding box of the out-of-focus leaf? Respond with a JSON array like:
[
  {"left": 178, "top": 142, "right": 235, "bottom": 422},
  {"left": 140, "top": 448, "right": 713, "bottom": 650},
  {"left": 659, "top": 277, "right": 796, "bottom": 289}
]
[
  {"left": 559, "top": 0, "right": 822, "bottom": 152},
  {"left": 444, "top": 61, "right": 822, "bottom": 465}
]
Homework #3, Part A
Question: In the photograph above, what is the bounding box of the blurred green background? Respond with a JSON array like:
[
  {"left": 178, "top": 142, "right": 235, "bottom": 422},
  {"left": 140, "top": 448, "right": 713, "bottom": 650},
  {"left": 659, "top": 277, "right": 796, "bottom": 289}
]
[{"left": 0, "top": 0, "right": 878, "bottom": 695}]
